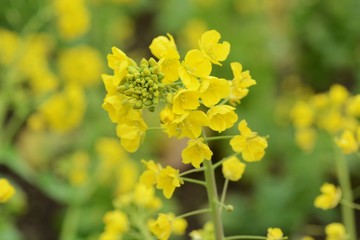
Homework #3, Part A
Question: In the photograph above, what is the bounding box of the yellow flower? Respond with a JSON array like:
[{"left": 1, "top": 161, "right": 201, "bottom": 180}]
[
  {"left": 150, "top": 34, "right": 181, "bottom": 84},
  {"left": 318, "top": 110, "right": 344, "bottom": 134},
  {"left": 156, "top": 166, "right": 183, "bottom": 199},
  {"left": 295, "top": 128, "right": 316, "bottom": 152},
  {"left": 58, "top": 45, "right": 103, "bottom": 87},
  {"left": 150, "top": 213, "right": 187, "bottom": 240},
  {"left": 222, "top": 156, "right": 246, "bottom": 181},
  {"left": 266, "top": 227, "right": 284, "bottom": 240},
  {"left": 199, "top": 76, "right": 230, "bottom": 107},
  {"left": 325, "top": 223, "right": 347, "bottom": 240},
  {"left": 207, "top": 105, "right": 238, "bottom": 132},
  {"left": 162, "top": 110, "right": 208, "bottom": 139},
  {"left": 346, "top": 94, "right": 360, "bottom": 117},
  {"left": 150, "top": 33, "right": 180, "bottom": 60},
  {"left": 133, "top": 184, "right": 162, "bottom": 209},
  {"left": 198, "top": 30, "right": 230, "bottom": 66},
  {"left": 0, "top": 178, "right": 16, "bottom": 203},
  {"left": 103, "top": 210, "right": 129, "bottom": 234},
  {"left": 182, "top": 138, "right": 213, "bottom": 168},
  {"left": 335, "top": 129, "right": 358, "bottom": 154},
  {"left": 107, "top": 46, "right": 135, "bottom": 81},
  {"left": 179, "top": 49, "right": 212, "bottom": 90},
  {"left": 230, "top": 120, "right": 268, "bottom": 162},
  {"left": 139, "top": 160, "right": 162, "bottom": 188},
  {"left": 172, "top": 217, "right": 188, "bottom": 236},
  {"left": 116, "top": 114, "right": 148, "bottom": 152},
  {"left": 290, "top": 101, "right": 314, "bottom": 129},
  {"left": 329, "top": 84, "right": 349, "bottom": 105},
  {"left": 229, "top": 62, "right": 256, "bottom": 105},
  {"left": 172, "top": 89, "right": 200, "bottom": 114},
  {"left": 314, "top": 183, "right": 341, "bottom": 210}
]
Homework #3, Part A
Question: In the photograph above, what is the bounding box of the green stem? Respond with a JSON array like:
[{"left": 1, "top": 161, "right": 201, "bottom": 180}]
[
  {"left": 203, "top": 159, "right": 224, "bottom": 240},
  {"left": 176, "top": 208, "right": 210, "bottom": 219},
  {"left": 341, "top": 199, "right": 360, "bottom": 211},
  {"left": 181, "top": 177, "right": 206, "bottom": 186},
  {"left": 220, "top": 179, "right": 229, "bottom": 214},
  {"left": 60, "top": 205, "right": 80, "bottom": 240},
  {"left": 335, "top": 148, "right": 357, "bottom": 240},
  {"left": 179, "top": 167, "right": 204, "bottom": 176}
]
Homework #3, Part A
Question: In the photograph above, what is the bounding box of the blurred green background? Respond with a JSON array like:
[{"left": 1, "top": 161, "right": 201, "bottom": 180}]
[{"left": 1, "top": 0, "right": 360, "bottom": 239}]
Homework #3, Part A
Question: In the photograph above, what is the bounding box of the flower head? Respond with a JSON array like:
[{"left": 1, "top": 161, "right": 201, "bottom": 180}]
[
  {"left": 198, "top": 30, "right": 230, "bottom": 65},
  {"left": 0, "top": 178, "right": 16, "bottom": 203},
  {"left": 325, "top": 223, "right": 347, "bottom": 240},
  {"left": 267, "top": 227, "right": 284, "bottom": 240},
  {"left": 182, "top": 138, "right": 213, "bottom": 168},
  {"left": 222, "top": 156, "right": 246, "bottom": 181},
  {"left": 150, "top": 213, "right": 188, "bottom": 240},
  {"left": 139, "top": 160, "right": 162, "bottom": 188},
  {"left": 335, "top": 129, "right": 358, "bottom": 154},
  {"left": 200, "top": 76, "right": 230, "bottom": 107},
  {"left": 207, "top": 105, "right": 238, "bottom": 132},
  {"left": 314, "top": 183, "right": 341, "bottom": 210},
  {"left": 156, "top": 166, "right": 183, "bottom": 199}
]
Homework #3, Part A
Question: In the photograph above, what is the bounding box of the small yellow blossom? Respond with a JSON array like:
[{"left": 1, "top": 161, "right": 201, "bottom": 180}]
[
  {"left": 161, "top": 110, "right": 208, "bottom": 139},
  {"left": 295, "top": 128, "right": 316, "bottom": 152},
  {"left": 290, "top": 101, "right": 314, "bottom": 128},
  {"left": 222, "top": 156, "right": 246, "bottom": 181},
  {"left": 139, "top": 160, "right": 162, "bottom": 188},
  {"left": 335, "top": 129, "right": 358, "bottom": 154},
  {"left": 318, "top": 110, "right": 344, "bottom": 134},
  {"left": 182, "top": 138, "right": 213, "bottom": 168},
  {"left": 198, "top": 30, "right": 230, "bottom": 66},
  {"left": 107, "top": 46, "right": 135, "bottom": 81},
  {"left": 133, "top": 184, "right": 162, "bottom": 210},
  {"left": 103, "top": 210, "right": 129, "bottom": 234},
  {"left": 267, "top": 227, "right": 284, "bottom": 240},
  {"left": 150, "top": 213, "right": 187, "bottom": 240},
  {"left": 230, "top": 120, "right": 268, "bottom": 162},
  {"left": 172, "top": 217, "right": 188, "bottom": 235},
  {"left": 172, "top": 89, "right": 200, "bottom": 114},
  {"left": 329, "top": 84, "right": 349, "bottom": 105},
  {"left": 325, "top": 223, "right": 347, "bottom": 240},
  {"left": 156, "top": 166, "right": 183, "bottom": 199},
  {"left": 0, "top": 178, "right": 16, "bottom": 203},
  {"left": 346, "top": 94, "right": 360, "bottom": 117},
  {"left": 199, "top": 76, "right": 230, "bottom": 107},
  {"left": 314, "top": 183, "right": 341, "bottom": 210},
  {"left": 179, "top": 49, "right": 212, "bottom": 90},
  {"left": 207, "top": 105, "right": 238, "bottom": 132},
  {"left": 229, "top": 62, "right": 256, "bottom": 105}
]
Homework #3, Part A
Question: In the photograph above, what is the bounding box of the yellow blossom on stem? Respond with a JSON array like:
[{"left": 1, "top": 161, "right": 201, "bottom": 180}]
[
  {"left": 199, "top": 76, "right": 230, "bottom": 107},
  {"left": 0, "top": 178, "right": 16, "bottom": 203},
  {"left": 207, "top": 105, "right": 238, "bottom": 132},
  {"left": 314, "top": 183, "right": 341, "bottom": 210},
  {"left": 133, "top": 184, "right": 162, "bottom": 210},
  {"left": 229, "top": 62, "right": 256, "bottom": 105},
  {"left": 179, "top": 49, "right": 212, "bottom": 90},
  {"left": 198, "top": 29, "right": 230, "bottom": 65},
  {"left": 149, "top": 33, "right": 181, "bottom": 84},
  {"left": 325, "top": 223, "right": 347, "bottom": 240},
  {"left": 103, "top": 210, "right": 129, "bottom": 234},
  {"left": 139, "top": 160, "right": 162, "bottom": 188},
  {"left": 161, "top": 110, "right": 208, "bottom": 139},
  {"left": 329, "top": 84, "right": 349, "bottom": 105},
  {"left": 172, "top": 217, "right": 188, "bottom": 236},
  {"left": 150, "top": 213, "right": 187, "bottom": 240},
  {"left": 335, "top": 129, "right": 358, "bottom": 154},
  {"left": 107, "top": 46, "right": 134, "bottom": 81},
  {"left": 346, "top": 94, "right": 360, "bottom": 117},
  {"left": 222, "top": 156, "right": 246, "bottom": 181},
  {"left": 182, "top": 138, "right": 213, "bottom": 168},
  {"left": 230, "top": 120, "right": 268, "bottom": 162},
  {"left": 266, "top": 227, "right": 284, "bottom": 240},
  {"left": 156, "top": 166, "right": 183, "bottom": 199},
  {"left": 116, "top": 115, "right": 147, "bottom": 152},
  {"left": 172, "top": 89, "right": 200, "bottom": 114}
]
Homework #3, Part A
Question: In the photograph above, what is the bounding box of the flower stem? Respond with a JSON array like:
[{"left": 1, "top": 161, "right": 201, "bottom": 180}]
[
  {"left": 181, "top": 177, "right": 206, "bottom": 186},
  {"left": 335, "top": 148, "right": 357, "bottom": 240},
  {"left": 220, "top": 179, "right": 229, "bottom": 214},
  {"left": 176, "top": 208, "right": 210, "bottom": 219},
  {"left": 203, "top": 159, "right": 224, "bottom": 240}
]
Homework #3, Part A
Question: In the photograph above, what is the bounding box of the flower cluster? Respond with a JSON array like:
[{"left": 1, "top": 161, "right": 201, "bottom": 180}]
[
  {"left": 102, "top": 30, "right": 271, "bottom": 240},
  {"left": 289, "top": 84, "right": 360, "bottom": 153},
  {"left": 314, "top": 183, "right": 341, "bottom": 210}
]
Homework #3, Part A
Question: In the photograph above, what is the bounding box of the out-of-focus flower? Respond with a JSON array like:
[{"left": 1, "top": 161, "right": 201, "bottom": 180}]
[
  {"left": 222, "top": 156, "right": 246, "bottom": 181},
  {"left": 150, "top": 213, "right": 187, "bottom": 240},
  {"left": 0, "top": 178, "right": 16, "bottom": 203},
  {"left": 314, "top": 183, "right": 341, "bottom": 210},
  {"left": 266, "top": 227, "right": 284, "bottom": 240},
  {"left": 198, "top": 29, "right": 230, "bottom": 66},
  {"left": 335, "top": 129, "right": 358, "bottom": 154},
  {"left": 325, "top": 223, "right": 347, "bottom": 240}
]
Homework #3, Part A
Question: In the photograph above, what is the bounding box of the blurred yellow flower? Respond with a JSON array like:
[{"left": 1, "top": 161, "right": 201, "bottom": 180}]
[
  {"left": 198, "top": 30, "right": 230, "bottom": 66},
  {"left": 266, "top": 227, "right": 284, "bottom": 240},
  {"left": 325, "top": 223, "right": 347, "bottom": 240},
  {"left": 314, "top": 183, "right": 341, "bottom": 210},
  {"left": 139, "top": 160, "right": 163, "bottom": 188},
  {"left": 222, "top": 156, "right": 246, "bottom": 181},
  {"left": 182, "top": 138, "right": 213, "bottom": 168},
  {"left": 207, "top": 105, "right": 238, "bottom": 132},
  {"left": 0, "top": 178, "right": 16, "bottom": 203},
  {"left": 103, "top": 210, "right": 129, "bottom": 234},
  {"left": 290, "top": 101, "right": 314, "bottom": 129},
  {"left": 57, "top": 45, "right": 103, "bottom": 87},
  {"left": 329, "top": 84, "right": 349, "bottom": 105},
  {"left": 335, "top": 129, "right": 358, "bottom": 154},
  {"left": 230, "top": 120, "right": 268, "bottom": 162},
  {"left": 295, "top": 128, "right": 316, "bottom": 152},
  {"left": 150, "top": 213, "right": 187, "bottom": 240},
  {"left": 156, "top": 166, "right": 183, "bottom": 199}
]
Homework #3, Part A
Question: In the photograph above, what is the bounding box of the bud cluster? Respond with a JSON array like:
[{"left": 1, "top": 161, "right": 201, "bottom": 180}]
[{"left": 118, "top": 58, "right": 165, "bottom": 111}]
